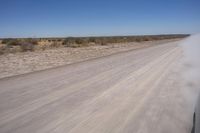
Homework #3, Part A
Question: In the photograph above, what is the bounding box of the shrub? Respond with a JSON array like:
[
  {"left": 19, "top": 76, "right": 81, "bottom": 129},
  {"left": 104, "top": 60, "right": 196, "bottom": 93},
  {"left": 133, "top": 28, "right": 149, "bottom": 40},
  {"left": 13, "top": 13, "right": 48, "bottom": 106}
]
[
  {"left": 1, "top": 39, "right": 13, "bottom": 44},
  {"left": 20, "top": 42, "right": 34, "bottom": 52},
  {"left": 135, "top": 38, "right": 142, "bottom": 42},
  {"left": 100, "top": 38, "right": 108, "bottom": 45},
  {"left": 63, "top": 38, "right": 76, "bottom": 46},
  {"left": 7, "top": 40, "right": 20, "bottom": 46},
  {"left": 26, "top": 38, "right": 38, "bottom": 45},
  {"left": 51, "top": 42, "right": 61, "bottom": 48},
  {"left": 75, "top": 38, "right": 85, "bottom": 44},
  {"left": 63, "top": 38, "right": 89, "bottom": 47},
  {"left": 88, "top": 38, "right": 95, "bottom": 43}
]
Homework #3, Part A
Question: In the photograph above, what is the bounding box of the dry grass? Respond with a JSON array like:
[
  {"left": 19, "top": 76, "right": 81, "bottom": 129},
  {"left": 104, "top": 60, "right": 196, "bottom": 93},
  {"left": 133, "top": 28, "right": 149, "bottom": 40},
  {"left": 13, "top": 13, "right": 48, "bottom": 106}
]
[{"left": 0, "top": 34, "right": 189, "bottom": 55}]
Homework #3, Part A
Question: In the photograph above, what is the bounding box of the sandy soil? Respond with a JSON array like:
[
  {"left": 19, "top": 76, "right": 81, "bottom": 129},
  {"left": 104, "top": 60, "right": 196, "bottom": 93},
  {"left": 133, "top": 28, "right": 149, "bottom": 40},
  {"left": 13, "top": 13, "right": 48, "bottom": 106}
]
[{"left": 0, "top": 39, "right": 178, "bottom": 79}]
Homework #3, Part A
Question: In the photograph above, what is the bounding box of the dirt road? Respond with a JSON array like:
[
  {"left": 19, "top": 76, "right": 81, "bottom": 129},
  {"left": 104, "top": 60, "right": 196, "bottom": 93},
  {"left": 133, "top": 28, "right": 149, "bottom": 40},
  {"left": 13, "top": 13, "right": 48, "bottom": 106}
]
[{"left": 0, "top": 40, "right": 193, "bottom": 133}]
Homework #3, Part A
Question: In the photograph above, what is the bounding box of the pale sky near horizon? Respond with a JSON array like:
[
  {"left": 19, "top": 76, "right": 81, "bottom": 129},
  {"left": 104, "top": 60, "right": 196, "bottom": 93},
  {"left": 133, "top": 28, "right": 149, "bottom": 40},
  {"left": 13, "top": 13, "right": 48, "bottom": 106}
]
[{"left": 0, "top": 0, "right": 200, "bottom": 38}]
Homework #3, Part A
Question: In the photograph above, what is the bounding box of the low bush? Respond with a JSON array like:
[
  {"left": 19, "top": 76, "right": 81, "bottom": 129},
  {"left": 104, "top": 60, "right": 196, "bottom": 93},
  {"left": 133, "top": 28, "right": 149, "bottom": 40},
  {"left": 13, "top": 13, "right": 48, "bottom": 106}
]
[
  {"left": 50, "top": 42, "right": 62, "bottom": 48},
  {"left": 7, "top": 40, "right": 20, "bottom": 46},
  {"left": 20, "top": 42, "right": 35, "bottom": 52},
  {"left": 25, "top": 38, "right": 38, "bottom": 45}
]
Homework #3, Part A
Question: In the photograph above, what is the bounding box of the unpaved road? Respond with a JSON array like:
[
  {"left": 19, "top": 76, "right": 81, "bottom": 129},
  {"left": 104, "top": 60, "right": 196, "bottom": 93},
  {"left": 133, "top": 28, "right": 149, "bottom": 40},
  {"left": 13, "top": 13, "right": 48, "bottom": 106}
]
[{"left": 0, "top": 40, "right": 193, "bottom": 133}]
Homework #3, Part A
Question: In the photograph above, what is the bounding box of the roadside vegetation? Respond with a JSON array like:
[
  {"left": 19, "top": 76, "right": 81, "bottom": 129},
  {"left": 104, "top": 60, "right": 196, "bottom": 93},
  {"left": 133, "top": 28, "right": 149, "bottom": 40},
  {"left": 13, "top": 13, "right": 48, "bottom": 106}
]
[{"left": 0, "top": 34, "right": 189, "bottom": 55}]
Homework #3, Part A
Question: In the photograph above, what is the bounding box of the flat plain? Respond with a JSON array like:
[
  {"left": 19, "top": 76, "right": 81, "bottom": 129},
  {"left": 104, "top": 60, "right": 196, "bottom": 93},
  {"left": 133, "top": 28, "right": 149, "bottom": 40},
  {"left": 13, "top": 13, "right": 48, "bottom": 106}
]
[{"left": 0, "top": 39, "right": 195, "bottom": 133}]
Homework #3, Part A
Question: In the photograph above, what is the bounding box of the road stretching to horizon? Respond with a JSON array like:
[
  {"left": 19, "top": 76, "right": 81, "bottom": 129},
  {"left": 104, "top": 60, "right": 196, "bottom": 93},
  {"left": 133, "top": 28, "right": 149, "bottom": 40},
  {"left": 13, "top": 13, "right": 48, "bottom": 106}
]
[{"left": 0, "top": 40, "right": 194, "bottom": 133}]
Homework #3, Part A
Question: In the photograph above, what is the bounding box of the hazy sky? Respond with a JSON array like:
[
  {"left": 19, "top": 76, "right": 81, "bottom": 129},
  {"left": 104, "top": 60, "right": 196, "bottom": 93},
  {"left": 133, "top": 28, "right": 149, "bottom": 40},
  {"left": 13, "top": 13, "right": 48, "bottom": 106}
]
[{"left": 0, "top": 0, "right": 200, "bottom": 38}]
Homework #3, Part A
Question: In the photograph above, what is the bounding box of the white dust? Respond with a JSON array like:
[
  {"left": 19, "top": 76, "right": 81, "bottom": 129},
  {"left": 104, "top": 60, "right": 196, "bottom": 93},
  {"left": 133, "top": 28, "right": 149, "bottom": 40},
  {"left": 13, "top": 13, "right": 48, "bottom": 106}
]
[{"left": 180, "top": 34, "right": 200, "bottom": 111}]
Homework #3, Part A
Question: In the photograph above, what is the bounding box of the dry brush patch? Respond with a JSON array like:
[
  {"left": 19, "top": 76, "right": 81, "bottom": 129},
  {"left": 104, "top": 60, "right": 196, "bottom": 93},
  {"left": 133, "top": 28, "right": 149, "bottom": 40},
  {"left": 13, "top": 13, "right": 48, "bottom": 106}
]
[{"left": 0, "top": 34, "right": 189, "bottom": 55}]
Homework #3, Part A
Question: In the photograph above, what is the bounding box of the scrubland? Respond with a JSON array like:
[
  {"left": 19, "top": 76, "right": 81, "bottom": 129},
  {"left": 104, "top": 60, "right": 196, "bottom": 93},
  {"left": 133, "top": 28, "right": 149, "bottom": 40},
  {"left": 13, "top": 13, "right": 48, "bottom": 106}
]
[
  {"left": 0, "top": 35, "right": 188, "bottom": 55},
  {"left": 0, "top": 36, "right": 184, "bottom": 79}
]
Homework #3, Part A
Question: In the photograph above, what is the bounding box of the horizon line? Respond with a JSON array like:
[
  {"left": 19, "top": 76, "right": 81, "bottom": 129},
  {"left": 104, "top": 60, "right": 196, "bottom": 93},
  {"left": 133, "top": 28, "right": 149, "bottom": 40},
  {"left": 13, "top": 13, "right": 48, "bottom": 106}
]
[{"left": 0, "top": 33, "right": 191, "bottom": 39}]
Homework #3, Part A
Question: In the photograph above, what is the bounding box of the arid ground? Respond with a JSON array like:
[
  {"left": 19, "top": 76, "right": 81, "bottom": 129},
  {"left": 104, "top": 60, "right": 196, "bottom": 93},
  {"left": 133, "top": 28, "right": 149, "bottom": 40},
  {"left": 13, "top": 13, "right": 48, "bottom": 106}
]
[
  {"left": 0, "top": 39, "right": 196, "bottom": 133},
  {"left": 0, "top": 39, "right": 179, "bottom": 79}
]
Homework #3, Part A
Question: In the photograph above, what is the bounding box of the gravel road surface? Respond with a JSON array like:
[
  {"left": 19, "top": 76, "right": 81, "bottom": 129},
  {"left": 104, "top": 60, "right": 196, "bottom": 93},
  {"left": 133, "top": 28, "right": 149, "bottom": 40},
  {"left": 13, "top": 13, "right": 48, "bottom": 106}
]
[{"left": 0, "top": 40, "right": 193, "bottom": 133}]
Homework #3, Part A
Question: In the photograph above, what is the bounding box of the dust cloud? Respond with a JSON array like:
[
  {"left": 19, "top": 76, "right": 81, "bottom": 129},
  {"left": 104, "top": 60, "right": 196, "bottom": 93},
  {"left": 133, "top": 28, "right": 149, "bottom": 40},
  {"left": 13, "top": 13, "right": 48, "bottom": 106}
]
[{"left": 180, "top": 34, "right": 200, "bottom": 111}]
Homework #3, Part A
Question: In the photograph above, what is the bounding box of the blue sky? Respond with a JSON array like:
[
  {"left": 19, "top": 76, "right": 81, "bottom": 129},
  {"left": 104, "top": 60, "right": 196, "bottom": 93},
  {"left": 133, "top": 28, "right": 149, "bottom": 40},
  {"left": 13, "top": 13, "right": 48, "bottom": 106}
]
[{"left": 0, "top": 0, "right": 200, "bottom": 38}]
